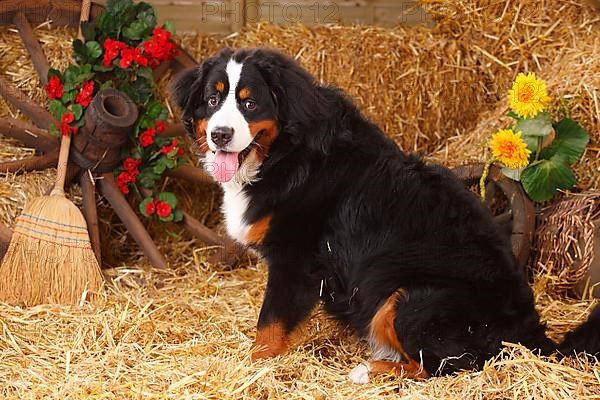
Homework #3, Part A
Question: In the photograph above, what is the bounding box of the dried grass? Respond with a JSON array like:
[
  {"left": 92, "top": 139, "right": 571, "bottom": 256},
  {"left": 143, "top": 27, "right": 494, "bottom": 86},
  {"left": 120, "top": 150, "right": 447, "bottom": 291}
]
[{"left": 1, "top": 1, "right": 600, "bottom": 398}]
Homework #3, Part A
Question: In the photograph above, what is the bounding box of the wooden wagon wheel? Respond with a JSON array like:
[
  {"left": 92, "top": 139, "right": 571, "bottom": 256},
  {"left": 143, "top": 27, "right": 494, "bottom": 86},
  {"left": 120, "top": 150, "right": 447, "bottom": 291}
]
[
  {"left": 0, "top": 0, "right": 245, "bottom": 268},
  {"left": 452, "top": 163, "right": 536, "bottom": 266}
]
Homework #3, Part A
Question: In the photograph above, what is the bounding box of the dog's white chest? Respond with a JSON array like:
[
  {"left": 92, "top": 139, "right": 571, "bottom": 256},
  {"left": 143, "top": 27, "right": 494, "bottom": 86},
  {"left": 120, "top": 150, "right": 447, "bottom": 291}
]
[{"left": 221, "top": 181, "right": 250, "bottom": 244}]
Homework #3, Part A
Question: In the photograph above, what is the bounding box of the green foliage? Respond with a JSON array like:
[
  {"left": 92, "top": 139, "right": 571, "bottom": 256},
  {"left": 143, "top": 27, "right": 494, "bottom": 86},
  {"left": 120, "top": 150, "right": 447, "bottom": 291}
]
[
  {"left": 520, "top": 154, "right": 576, "bottom": 202},
  {"left": 540, "top": 119, "right": 589, "bottom": 165}
]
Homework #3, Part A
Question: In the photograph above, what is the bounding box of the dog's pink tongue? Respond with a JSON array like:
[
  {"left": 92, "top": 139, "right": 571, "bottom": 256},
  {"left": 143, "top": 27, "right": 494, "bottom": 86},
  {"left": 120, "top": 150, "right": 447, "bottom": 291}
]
[{"left": 213, "top": 151, "right": 239, "bottom": 182}]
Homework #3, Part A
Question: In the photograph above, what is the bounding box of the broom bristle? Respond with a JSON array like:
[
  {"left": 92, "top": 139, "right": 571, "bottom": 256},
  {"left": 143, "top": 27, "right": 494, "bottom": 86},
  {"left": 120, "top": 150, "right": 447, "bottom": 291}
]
[{"left": 0, "top": 194, "right": 103, "bottom": 306}]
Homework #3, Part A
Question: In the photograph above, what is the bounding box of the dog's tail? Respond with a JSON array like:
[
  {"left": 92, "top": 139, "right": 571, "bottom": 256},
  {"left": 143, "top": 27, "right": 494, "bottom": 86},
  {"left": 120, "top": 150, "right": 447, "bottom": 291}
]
[{"left": 556, "top": 304, "right": 600, "bottom": 357}]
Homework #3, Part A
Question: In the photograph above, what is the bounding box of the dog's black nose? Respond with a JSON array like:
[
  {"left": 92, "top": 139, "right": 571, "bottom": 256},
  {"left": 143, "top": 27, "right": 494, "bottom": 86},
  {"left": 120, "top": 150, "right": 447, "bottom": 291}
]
[{"left": 211, "top": 126, "right": 234, "bottom": 147}]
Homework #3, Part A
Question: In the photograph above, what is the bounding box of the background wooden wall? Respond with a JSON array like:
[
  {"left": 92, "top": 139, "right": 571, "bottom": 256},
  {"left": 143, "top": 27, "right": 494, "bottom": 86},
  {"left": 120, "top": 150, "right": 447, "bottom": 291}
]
[{"left": 93, "top": 1, "right": 430, "bottom": 33}]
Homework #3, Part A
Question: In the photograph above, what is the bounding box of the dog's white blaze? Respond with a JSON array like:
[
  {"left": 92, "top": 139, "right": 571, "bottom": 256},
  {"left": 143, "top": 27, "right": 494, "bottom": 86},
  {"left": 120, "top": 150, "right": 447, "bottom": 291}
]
[{"left": 206, "top": 59, "right": 253, "bottom": 152}]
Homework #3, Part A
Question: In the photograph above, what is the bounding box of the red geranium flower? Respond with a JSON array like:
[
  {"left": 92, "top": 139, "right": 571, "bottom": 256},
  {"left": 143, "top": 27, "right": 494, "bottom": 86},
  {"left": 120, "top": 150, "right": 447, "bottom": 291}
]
[
  {"left": 119, "top": 46, "right": 146, "bottom": 69},
  {"left": 123, "top": 157, "right": 141, "bottom": 172},
  {"left": 61, "top": 113, "right": 74, "bottom": 124},
  {"left": 75, "top": 81, "right": 95, "bottom": 107},
  {"left": 139, "top": 127, "right": 156, "bottom": 148},
  {"left": 46, "top": 76, "right": 64, "bottom": 99},
  {"left": 145, "top": 201, "right": 156, "bottom": 216},
  {"left": 59, "top": 122, "right": 71, "bottom": 136},
  {"left": 103, "top": 38, "right": 126, "bottom": 67},
  {"left": 116, "top": 171, "right": 134, "bottom": 194},
  {"left": 160, "top": 138, "right": 179, "bottom": 155},
  {"left": 141, "top": 27, "right": 178, "bottom": 68},
  {"left": 156, "top": 201, "right": 172, "bottom": 218},
  {"left": 155, "top": 121, "right": 165, "bottom": 132}
]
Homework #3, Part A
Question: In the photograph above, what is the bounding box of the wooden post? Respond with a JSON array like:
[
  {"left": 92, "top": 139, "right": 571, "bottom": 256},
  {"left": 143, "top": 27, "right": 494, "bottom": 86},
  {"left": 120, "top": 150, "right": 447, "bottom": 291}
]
[{"left": 99, "top": 173, "right": 168, "bottom": 269}]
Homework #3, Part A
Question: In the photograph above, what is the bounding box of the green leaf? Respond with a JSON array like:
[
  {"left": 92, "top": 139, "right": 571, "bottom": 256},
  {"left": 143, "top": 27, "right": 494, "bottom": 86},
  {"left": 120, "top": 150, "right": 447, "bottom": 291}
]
[
  {"left": 515, "top": 112, "right": 553, "bottom": 137},
  {"left": 163, "top": 21, "right": 176, "bottom": 35},
  {"left": 73, "top": 39, "right": 87, "bottom": 63},
  {"left": 49, "top": 99, "right": 67, "bottom": 120},
  {"left": 172, "top": 209, "right": 183, "bottom": 223},
  {"left": 86, "top": 41, "right": 102, "bottom": 59},
  {"left": 540, "top": 118, "right": 589, "bottom": 165},
  {"left": 81, "top": 21, "right": 97, "bottom": 42},
  {"left": 153, "top": 158, "right": 167, "bottom": 174},
  {"left": 521, "top": 155, "right": 576, "bottom": 202},
  {"left": 70, "top": 104, "right": 83, "bottom": 120},
  {"left": 157, "top": 192, "right": 177, "bottom": 208},
  {"left": 507, "top": 111, "right": 521, "bottom": 120},
  {"left": 158, "top": 213, "right": 174, "bottom": 223},
  {"left": 146, "top": 101, "right": 163, "bottom": 119},
  {"left": 47, "top": 68, "right": 62, "bottom": 81},
  {"left": 62, "top": 90, "right": 77, "bottom": 103},
  {"left": 49, "top": 124, "right": 60, "bottom": 138},
  {"left": 501, "top": 167, "right": 524, "bottom": 181},
  {"left": 139, "top": 196, "right": 154, "bottom": 218},
  {"left": 100, "top": 81, "right": 113, "bottom": 90},
  {"left": 137, "top": 169, "right": 160, "bottom": 188}
]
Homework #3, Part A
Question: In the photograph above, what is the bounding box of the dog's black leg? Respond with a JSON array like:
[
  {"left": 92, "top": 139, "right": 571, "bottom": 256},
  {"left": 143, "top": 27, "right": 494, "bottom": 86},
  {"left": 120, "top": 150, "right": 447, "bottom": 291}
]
[{"left": 252, "top": 262, "right": 320, "bottom": 359}]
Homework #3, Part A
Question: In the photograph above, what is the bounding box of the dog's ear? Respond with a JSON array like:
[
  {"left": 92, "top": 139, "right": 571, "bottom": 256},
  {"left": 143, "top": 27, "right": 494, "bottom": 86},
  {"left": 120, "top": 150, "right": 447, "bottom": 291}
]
[
  {"left": 249, "top": 48, "right": 334, "bottom": 153},
  {"left": 169, "top": 48, "right": 234, "bottom": 131},
  {"left": 250, "top": 49, "right": 330, "bottom": 124}
]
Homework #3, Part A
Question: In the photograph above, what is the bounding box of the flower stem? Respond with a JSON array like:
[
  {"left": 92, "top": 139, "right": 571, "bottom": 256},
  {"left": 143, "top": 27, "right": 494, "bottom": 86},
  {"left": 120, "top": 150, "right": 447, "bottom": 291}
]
[{"left": 480, "top": 158, "right": 495, "bottom": 202}]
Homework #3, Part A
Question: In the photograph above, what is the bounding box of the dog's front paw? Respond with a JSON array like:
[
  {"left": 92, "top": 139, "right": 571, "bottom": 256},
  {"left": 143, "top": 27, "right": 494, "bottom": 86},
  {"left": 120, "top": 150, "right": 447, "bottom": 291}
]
[{"left": 348, "top": 362, "right": 371, "bottom": 384}]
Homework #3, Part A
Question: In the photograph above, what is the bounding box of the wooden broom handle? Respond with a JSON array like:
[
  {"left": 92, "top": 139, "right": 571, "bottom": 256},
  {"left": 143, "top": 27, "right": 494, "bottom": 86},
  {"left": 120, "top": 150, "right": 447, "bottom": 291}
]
[{"left": 51, "top": 0, "right": 91, "bottom": 196}]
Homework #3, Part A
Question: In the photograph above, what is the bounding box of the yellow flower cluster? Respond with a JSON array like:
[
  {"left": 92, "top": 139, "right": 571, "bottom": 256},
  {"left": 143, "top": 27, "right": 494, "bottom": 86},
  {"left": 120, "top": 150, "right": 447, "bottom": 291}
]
[
  {"left": 508, "top": 72, "right": 551, "bottom": 118},
  {"left": 490, "top": 129, "right": 531, "bottom": 169}
]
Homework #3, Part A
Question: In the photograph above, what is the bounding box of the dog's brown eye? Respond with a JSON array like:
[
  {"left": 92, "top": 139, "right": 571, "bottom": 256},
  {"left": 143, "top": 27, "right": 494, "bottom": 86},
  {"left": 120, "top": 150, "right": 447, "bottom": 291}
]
[
  {"left": 208, "top": 94, "right": 220, "bottom": 108},
  {"left": 243, "top": 99, "right": 256, "bottom": 111}
]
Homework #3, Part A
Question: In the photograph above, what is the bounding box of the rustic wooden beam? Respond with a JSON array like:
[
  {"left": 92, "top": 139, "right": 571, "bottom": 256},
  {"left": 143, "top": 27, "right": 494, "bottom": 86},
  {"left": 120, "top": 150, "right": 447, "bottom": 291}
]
[
  {"left": 0, "top": 1, "right": 103, "bottom": 27},
  {"left": 0, "top": 221, "right": 12, "bottom": 262},
  {"left": 0, "top": 118, "right": 58, "bottom": 152},
  {"left": 13, "top": 12, "right": 50, "bottom": 86},
  {"left": 98, "top": 172, "right": 168, "bottom": 269},
  {"left": 0, "top": 74, "right": 56, "bottom": 130},
  {"left": 80, "top": 170, "right": 102, "bottom": 265},
  {"left": 159, "top": 122, "right": 186, "bottom": 137},
  {"left": 166, "top": 165, "right": 214, "bottom": 186},
  {"left": 0, "top": 152, "right": 58, "bottom": 174}
]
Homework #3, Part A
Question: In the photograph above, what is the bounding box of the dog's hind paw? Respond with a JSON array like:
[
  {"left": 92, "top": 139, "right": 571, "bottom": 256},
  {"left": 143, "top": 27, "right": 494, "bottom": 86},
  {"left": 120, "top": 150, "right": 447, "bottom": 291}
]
[{"left": 348, "top": 362, "right": 371, "bottom": 384}]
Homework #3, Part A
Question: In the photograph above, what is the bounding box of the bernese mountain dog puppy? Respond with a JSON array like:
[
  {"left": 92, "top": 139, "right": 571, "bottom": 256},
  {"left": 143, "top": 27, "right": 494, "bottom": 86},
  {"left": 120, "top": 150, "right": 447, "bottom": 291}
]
[{"left": 170, "top": 48, "right": 600, "bottom": 383}]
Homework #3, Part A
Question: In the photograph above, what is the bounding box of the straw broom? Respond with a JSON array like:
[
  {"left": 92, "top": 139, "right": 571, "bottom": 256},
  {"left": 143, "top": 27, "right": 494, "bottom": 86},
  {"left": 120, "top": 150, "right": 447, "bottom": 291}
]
[{"left": 0, "top": 0, "right": 103, "bottom": 306}]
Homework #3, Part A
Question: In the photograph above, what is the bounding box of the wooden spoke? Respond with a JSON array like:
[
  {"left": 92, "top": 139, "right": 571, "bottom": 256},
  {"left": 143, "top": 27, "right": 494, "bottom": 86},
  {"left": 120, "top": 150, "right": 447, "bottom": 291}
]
[
  {"left": 0, "top": 75, "right": 56, "bottom": 130},
  {"left": 166, "top": 165, "right": 214, "bottom": 185},
  {"left": 13, "top": 12, "right": 50, "bottom": 86},
  {"left": 80, "top": 170, "right": 102, "bottom": 264},
  {"left": 494, "top": 210, "right": 513, "bottom": 225},
  {"left": 0, "top": 152, "right": 59, "bottom": 174},
  {"left": 0, "top": 118, "right": 58, "bottom": 151},
  {"left": 98, "top": 172, "right": 168, "bottom": 269},
  {"left": 159, "top": 122, "right": 186, "bottom": 137}
]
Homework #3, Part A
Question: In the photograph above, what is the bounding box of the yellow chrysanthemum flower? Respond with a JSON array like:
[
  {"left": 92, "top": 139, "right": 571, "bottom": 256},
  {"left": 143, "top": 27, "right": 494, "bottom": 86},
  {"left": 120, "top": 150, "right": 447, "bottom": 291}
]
[
  {"left": 508, "top": 72, "right": 551, "bottom": 118},
  {"left": 490, "top": 129, "right": 531, "bottom": 169}
]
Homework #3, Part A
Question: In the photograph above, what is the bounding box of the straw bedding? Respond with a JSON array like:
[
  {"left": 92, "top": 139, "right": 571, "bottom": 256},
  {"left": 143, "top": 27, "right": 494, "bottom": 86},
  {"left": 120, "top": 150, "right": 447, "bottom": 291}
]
[{"left": 1, "top": 0, "right": 599, "bottom": 398}]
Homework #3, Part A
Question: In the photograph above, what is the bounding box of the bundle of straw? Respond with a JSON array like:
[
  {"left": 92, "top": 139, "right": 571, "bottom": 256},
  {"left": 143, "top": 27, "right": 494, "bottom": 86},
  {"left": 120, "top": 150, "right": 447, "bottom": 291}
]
[{"left": 0, "top": 0, "right": 102, "bottom": 306}]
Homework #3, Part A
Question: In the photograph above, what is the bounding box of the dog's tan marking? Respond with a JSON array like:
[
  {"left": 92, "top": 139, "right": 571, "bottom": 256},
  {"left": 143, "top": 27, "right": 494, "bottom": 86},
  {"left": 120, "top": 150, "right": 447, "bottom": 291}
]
[
  {"left": 369, "top": 289, "right": 428, "bottom": 380},
  {"left": 215, "top": 81, "right": 225, "bottom": 92},
  {"left": 246, "top": 214, "right": 272, "bottom": 245},
  {"left": 239, "top": 87, "right": 251, "bottom": 100}
]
